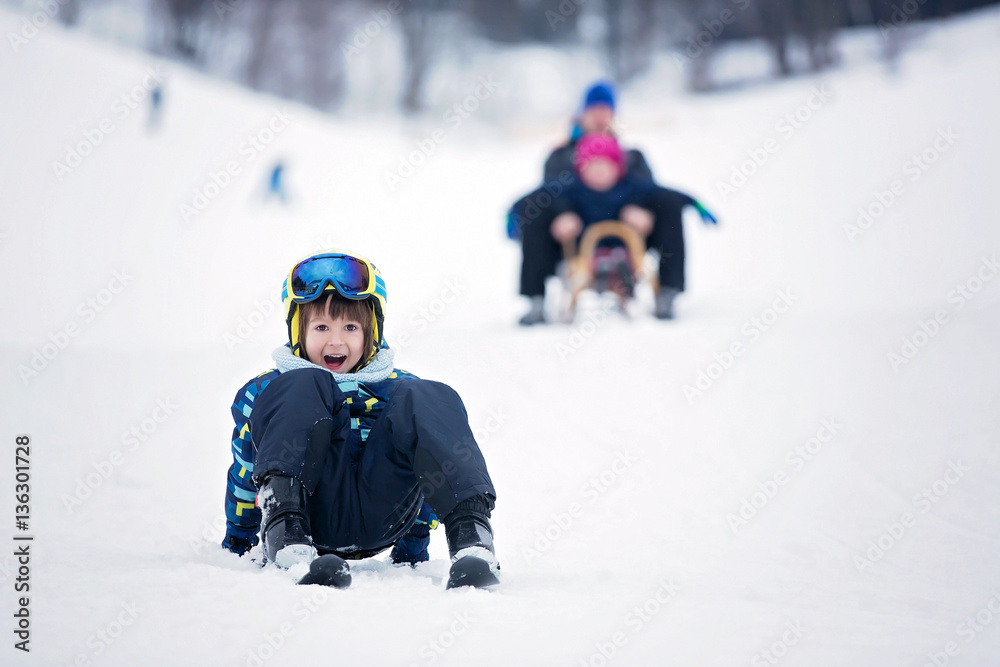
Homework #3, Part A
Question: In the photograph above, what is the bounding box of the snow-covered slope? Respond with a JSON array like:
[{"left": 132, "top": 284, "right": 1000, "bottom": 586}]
[{"left": 2, "top": 8, "right": 1000, "bottom": 667}]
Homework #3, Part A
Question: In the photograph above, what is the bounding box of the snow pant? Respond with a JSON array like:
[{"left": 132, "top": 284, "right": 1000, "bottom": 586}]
[
  {"left": 516, "top": 185, "right": 688, "bottom": 297},
  {"left": 513, "top": 186, "right": 571, "bottom": 297},
  {"left": 249, "top": 368, "right": 495, "bottom": 558}
]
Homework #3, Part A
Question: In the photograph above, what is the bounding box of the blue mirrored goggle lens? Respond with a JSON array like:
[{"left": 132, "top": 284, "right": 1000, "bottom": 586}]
[{"left": 290, "top": 255, "right": 370, "bottom": 301}]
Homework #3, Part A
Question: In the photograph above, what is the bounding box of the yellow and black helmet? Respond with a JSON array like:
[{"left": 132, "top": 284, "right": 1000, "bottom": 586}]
[{"left": 281, "top": 250, "right": 387, "bottom": 368}]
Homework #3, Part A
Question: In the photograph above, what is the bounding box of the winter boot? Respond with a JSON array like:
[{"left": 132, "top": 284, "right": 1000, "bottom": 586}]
[
  {"left": 297, "top": 554, "right": 351, "bottom": 588},
  {"left": 259, "top": 475, "right": 318, "bottom": 569},
  {"left": 518, "top": 296, "right": 546, "bottom": 326},
  {"left": 443, "top": 495, "right": 500, "bottom": 589},
  {"left": 654, "top": 287, "right": 680, "bottom": 320}
]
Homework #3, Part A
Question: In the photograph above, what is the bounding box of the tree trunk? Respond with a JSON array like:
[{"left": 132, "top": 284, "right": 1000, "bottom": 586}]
[
  {"left": 757, "top": 0, "right": 794, "bottom": 77},
  {"left": 298, "top": 0, "right": 345, "bottom": 110},
  {"left": 245, "top": 0, "right": 279, "bottom": 90},
  {"left": 605, "top": 0, "right": 624, "bottom": 82},
  {"left": 58, "top": 0, "right": 81, "bottom": 26},
  {"left": 400, "top": 10, "right": 432, "bottom": 114}
]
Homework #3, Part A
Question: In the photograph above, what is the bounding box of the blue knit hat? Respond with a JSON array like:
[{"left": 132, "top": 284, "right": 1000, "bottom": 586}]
[{"left": 582, "top": 81, "right": 616, "bottom": 112}]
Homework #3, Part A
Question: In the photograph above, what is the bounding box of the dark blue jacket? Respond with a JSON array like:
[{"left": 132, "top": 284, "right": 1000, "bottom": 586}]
[
  {"left": 222, "top": 367, "right": 437, "bottom": 561},
  {"left": 559, "top": 174, "right": 657, "bottom": 227}
]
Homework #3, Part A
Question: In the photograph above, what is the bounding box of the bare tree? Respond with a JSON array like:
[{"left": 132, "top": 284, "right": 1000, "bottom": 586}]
[
  {"left": 602, "top": 0, "right": 656, "bottom": 84},
  {"left": 161, "top": 0, "right": 211, "bottom": 62},
  {"left": 668, "top": 0, "right": 730, "bottom": 92},
  {"left": 58, "top": 0, "right": 82, "bottom": 26},
  {"left": 869, "top": 0, "right": 919, "bottom": 71},
  {"left": 794, "top": 0, "right": 844, "bottom": 71},
  {"left": 296, "top": 0, "right": 347, "bottom": 110},
  {"left": 605, "top": 0, "right": 624, "bottom": 80},
  {"left": 627, "top": 0, "right": 656, "bottom": 81},
  {"left": 238, "top": 0, "right": 349, "bottom": 111},
  {"left": 756, "top": 0, "right": 795, "bottom": 77},
  {"left": 399, "top": 2, "right": 442, "bottom": 114},
  {"left": 244, "top": 0, "right": 280, "bottom": 90}
]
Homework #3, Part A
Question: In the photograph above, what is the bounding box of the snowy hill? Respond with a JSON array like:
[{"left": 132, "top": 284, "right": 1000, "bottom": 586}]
[{"left": 2, "top": 7, "right": 1000, "bottom": 667}]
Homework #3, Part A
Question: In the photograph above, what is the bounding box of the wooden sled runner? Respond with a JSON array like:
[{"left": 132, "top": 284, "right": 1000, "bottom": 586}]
[{"left": 560, "top": 220, "right": 658, "bottom": 321}]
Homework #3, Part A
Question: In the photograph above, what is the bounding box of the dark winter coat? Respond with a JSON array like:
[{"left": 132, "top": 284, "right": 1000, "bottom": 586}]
[{"left": 557, "top": 174, "right": 658, "bottom": 227}]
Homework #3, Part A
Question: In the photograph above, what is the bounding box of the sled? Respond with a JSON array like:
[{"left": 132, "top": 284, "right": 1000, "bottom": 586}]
[{"left": 559, "top": 220, "right": 658, "bottom": 321}]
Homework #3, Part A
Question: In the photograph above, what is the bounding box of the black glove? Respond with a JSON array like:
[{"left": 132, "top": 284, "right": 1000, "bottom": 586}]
[{"left": 221, "top": 523, "right": 259, "bottom": 556}]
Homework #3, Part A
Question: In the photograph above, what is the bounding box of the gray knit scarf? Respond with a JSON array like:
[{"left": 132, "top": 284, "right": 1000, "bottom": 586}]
[{"left": 272, "top": 345, "right": 396, "bottom": 383}]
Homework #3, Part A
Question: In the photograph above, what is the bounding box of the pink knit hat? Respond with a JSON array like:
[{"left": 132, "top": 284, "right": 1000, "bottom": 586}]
[{"left": 574, "top": 133, "right": 625, "bottom": 175}]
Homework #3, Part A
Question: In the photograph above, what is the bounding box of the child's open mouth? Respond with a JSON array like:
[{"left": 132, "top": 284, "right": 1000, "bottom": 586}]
[{"left": 324, "top": 354, "right": 347, "bottom": 370}]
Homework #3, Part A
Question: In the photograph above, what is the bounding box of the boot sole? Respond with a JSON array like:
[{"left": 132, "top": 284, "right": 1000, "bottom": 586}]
[
  {"left": 446, "top": 555, "right": 500, "bottom": 590},
  {"left": 297, "top": 554, "right": 352, "bottom": 589}
]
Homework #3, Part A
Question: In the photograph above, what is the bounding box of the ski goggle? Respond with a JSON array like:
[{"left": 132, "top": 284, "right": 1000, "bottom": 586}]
[{"left": 286, "top": 253, "right": 376, "bottom": 303}]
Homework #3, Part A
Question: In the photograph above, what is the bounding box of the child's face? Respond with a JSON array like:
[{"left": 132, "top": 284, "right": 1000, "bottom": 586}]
[
  {"left": 579, "top": 157, "right": 621, "bottom": 192},
  {"left": 303, "top": 310, "right": 366, "bottom": 373}
]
